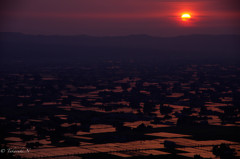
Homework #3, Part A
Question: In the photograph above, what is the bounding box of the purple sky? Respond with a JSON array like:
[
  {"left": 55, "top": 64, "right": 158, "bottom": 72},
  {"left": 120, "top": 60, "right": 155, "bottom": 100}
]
[{"left": 1, "top": 0, "right": 240, "bottom": 36}]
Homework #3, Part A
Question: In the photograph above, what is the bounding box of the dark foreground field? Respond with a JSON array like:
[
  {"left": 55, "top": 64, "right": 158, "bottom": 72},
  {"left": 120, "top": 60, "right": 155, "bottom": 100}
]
[{"left": 0, "top": 33, "right": 240, "bottom": 159}]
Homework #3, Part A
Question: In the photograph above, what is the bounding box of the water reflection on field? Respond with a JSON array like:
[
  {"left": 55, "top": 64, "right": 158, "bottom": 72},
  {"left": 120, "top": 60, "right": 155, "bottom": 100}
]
[{"left": 0, "top": 63, "right": 240, "bottom": 158}]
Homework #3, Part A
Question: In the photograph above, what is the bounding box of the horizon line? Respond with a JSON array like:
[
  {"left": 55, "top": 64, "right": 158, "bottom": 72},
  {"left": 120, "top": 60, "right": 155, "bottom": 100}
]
[{"left": 1, "top": 31, "right": 240, "bottom": 39}]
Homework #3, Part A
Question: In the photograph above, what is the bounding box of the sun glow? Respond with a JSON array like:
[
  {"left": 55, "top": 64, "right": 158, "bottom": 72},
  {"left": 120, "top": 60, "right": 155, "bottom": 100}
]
[{"left": 181, "top": 13, "right": 191, "bottom": 21}]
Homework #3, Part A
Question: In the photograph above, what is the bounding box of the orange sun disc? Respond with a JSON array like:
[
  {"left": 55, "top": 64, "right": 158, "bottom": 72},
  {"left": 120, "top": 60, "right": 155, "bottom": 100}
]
[{"left": 181, "top": 13, "right": 191, "bottom": 21}]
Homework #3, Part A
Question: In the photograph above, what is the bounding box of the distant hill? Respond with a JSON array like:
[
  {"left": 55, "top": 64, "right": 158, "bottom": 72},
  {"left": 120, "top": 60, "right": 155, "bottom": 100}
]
[{"left": 0, "top": 32, "right": 239, "bottom": 66}]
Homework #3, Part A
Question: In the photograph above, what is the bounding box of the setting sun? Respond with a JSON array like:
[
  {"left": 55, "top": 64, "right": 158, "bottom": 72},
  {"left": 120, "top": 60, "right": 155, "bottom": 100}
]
[{"left": 181, "top": 13, "right": 191, "bottom": 21}]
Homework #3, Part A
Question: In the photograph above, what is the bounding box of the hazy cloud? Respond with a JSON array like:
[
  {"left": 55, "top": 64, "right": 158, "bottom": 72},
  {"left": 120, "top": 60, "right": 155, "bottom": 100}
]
[{"left": 1, "top": 0, "right": 239, "bottom": 36}]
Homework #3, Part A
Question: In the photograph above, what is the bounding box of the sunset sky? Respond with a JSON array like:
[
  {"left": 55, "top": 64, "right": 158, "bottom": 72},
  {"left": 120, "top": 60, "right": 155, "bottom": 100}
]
[{"left": 1, "top": 0, "right": 240, "bottom": 36}]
